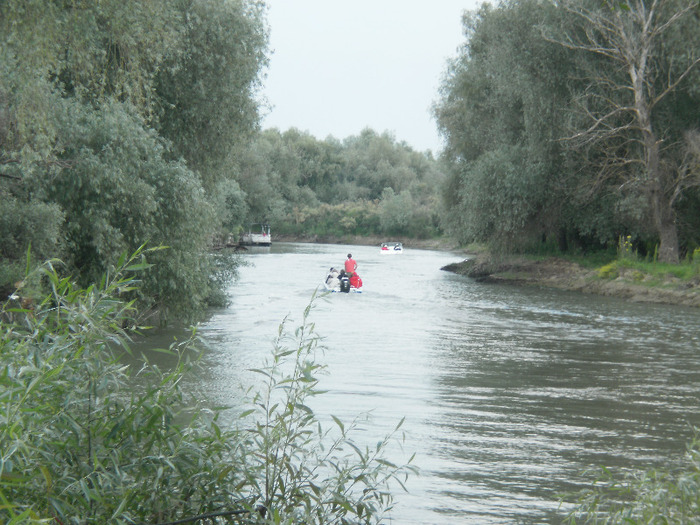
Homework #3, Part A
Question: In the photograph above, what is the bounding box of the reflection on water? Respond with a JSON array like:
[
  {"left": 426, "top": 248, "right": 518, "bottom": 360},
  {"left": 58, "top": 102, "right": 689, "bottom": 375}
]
[{"left": 136, "top": 243, "right": 700, "bottom": 524}]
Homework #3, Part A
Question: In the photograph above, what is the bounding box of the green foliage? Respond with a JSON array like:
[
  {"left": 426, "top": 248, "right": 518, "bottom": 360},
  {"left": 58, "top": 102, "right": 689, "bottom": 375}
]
[
  {"left": 435, "top": 0, "right": 700, "bottom": 256},
  {"left": 442, "top": 146, "right": 551, "bottom": 248},
  {"left": 28, "top": 99, "right": 217, "bottom": 321},
  {"left": 239, "top": 128, "right": 445, "bottom": 239},
  {"left": 0, "top": 194, "right": 63, "bottom": 264},
  {"left": 0, "top": 254, "right": 413, "bottom": 523},
  {"left": 1, "top": 0, "right": 268, "bottom": 320},
  {"left": 565, "top": 434, "right": 700, "bottom": 524},
  {"left": 379, "top": 188, "right": 413, "bottom": 235},
  {"left": 278, "top": 201, "right": 381, "bottom": 238},
  {"left": 435, "top": 0, "right": 577, "bottom": 251},
  {"left": 0, "top": 0, "right": 180, "bottom": 158},
  {"left": 155, "top": 0, "right": 268, "bottom": 189},
  {"left": 378, "top": 187, "right": 439, "bottom": 238}
]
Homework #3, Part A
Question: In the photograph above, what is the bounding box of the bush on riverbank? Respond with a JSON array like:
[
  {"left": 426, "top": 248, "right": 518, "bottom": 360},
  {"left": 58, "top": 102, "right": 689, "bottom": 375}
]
[{"left": 0, "top": 250, "right": 413, "bottom": 523}]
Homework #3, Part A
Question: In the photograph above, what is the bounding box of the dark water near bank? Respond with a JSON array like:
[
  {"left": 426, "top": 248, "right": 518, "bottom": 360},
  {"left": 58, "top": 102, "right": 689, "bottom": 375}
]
[{"left": 138, "top": 242, "right": 700, "bottom": 524}]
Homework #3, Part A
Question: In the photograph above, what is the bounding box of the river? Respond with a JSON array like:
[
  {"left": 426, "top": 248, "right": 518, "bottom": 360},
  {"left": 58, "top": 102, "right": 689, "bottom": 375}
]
[{"left": 138, "top": 242, "right": 700, "bottom": 524}]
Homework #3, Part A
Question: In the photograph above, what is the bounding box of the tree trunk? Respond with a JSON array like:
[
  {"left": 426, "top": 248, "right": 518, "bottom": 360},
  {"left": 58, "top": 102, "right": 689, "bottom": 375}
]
[
  {"left": 645, "top": 143, "right": 680, "bottom": 263},
  {"left": 649, "top": 175, "right": 680, "bottom": 263},
  {"left": 632, "top": 52, "right": 680, "bottom": 263},
  {"left": 657, "top": 215, "right": 680, "bottom": 263}
]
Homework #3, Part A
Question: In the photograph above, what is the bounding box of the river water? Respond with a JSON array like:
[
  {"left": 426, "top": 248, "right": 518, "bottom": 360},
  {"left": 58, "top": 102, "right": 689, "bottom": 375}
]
[{"left": 139, "top": 242, "right": 700, "bottom": 524}]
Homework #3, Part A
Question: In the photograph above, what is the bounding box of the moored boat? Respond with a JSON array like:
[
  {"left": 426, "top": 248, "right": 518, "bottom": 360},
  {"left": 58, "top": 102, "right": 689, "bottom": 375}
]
[{"left": 240, "top": 223, "right": 271, "bottom": 246}]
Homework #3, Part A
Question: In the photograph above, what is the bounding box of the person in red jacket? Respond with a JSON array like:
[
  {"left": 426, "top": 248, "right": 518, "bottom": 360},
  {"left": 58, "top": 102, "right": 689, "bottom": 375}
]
[{"left": 344, "top": 253, "right": 357, "bottom": 277}]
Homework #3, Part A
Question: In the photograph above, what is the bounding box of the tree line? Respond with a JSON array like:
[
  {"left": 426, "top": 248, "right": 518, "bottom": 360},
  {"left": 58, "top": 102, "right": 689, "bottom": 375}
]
[
  {"left": 238, "top": 127, "right": 446, "bottom": 239},
  {"left": 434, "top": 0, "right": 700, "bottom": 263}
]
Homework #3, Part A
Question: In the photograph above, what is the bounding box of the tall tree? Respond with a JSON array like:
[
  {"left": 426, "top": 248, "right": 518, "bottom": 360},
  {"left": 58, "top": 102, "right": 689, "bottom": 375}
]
[
  {"left": 552, "top": 0, "right": 700, "bottom": 262},
  {"left": 155, "top": 0, "right": 268, "bottom": 190},
  {"left": 434, "top": 0, "right": 578, "bottom": 250}
]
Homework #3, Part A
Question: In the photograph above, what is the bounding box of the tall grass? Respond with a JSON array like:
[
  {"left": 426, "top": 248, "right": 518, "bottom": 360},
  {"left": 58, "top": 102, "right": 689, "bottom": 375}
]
[{"left": 594, "top": 237, "right": 700, "bottom": 283}]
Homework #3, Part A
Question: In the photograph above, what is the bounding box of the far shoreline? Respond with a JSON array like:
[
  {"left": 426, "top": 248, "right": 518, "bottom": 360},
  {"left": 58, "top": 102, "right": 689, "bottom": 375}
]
[
  {"left": 272, "top": 235, "right": 700, "bottom": 308},
  {"left": 272, "top": 234, "right": 459, "bottom": 251}
]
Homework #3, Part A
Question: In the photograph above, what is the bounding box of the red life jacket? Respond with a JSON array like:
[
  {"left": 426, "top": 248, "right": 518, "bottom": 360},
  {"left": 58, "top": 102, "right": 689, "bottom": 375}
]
[{"left": 349, "top": 274, "right": 362, "bottom": 288}]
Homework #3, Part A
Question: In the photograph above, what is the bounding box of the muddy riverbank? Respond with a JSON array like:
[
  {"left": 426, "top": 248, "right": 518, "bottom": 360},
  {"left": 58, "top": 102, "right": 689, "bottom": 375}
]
[{"left": 441, "top": 254, "right": 700, "bottom": 308}]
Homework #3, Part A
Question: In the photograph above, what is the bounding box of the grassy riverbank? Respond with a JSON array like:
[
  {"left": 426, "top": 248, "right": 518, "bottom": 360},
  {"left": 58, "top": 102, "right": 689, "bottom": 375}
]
[{"left": 441, "top": 252, "right": 700, "bottom": 308}]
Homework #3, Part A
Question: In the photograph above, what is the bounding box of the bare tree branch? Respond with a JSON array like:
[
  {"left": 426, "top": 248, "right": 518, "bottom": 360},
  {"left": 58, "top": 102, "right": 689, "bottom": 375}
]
[{"left": 651, "top": 56, "right": 700, "bottom": 108}]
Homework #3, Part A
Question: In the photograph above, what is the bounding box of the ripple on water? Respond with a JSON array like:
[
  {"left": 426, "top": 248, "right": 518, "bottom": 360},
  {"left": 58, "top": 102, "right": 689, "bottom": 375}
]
[{"left": 167, "top": 243, "right": 700, "bottom": 524}]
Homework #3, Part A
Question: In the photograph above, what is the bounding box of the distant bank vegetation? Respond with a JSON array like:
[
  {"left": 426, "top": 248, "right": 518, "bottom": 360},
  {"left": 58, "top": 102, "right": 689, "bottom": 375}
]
[{"left": 237, "top": 128, "right": 447, "bottom": 240}]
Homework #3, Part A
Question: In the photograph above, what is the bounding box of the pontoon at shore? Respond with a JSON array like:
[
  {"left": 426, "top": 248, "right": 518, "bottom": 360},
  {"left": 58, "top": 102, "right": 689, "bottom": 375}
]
[{"left": 239, "top": 224, "right": 271, "bottom": 246}]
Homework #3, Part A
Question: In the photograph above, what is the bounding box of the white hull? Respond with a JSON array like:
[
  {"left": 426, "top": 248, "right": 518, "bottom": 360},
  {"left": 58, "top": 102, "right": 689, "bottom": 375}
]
[
  {"left": 322, "top": 280, "right": 362, "bottom": 293},
  {"left": 240, "top": 233, "right": 271, "bottom": 246},
  {"left": 240, "top": 224, "right": 271, "bottom": 246}
]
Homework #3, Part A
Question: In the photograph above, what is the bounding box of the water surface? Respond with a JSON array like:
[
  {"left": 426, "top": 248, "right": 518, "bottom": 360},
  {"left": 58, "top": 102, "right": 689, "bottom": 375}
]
[{"left": 143, "top": 242, "right": 700, "bottom": 523}]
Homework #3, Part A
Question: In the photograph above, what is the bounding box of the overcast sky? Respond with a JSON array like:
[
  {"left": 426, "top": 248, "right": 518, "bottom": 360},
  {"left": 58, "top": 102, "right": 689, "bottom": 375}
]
[{"left": 260, "top": 1, "right": 484, "bottom": 154}]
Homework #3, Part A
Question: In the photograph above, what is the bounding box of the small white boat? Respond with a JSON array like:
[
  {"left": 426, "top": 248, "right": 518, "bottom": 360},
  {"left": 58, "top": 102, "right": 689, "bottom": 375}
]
[
  {"left": 380, "top": 242, "right": 403, "bottom": 254},
  {"left": 322, "top": 268, "right": 363, "bottom": 293},
  {"left": 240, "top": 224, "right": 271, "bottom": 246}
]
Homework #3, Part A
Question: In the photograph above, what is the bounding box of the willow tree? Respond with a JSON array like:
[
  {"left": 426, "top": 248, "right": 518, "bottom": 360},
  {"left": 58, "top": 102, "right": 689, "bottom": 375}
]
[
  {"left": 553, "top": 0, "right": 700, "bottom": 262},
  {"left": 0, "top": 0, "right": 269, "bottom": 318},
  {"left": 155, "top": 0, "right": 269, "bottom": 190},
  {"left": 434, "top": 0, "right": 578, "bottom": 250}
]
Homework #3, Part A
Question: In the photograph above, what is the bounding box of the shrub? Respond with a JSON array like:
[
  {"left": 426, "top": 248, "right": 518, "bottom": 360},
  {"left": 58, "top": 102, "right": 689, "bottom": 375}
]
[{"left": 597, "top": 262, "right": 619, "bottom": 279}]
